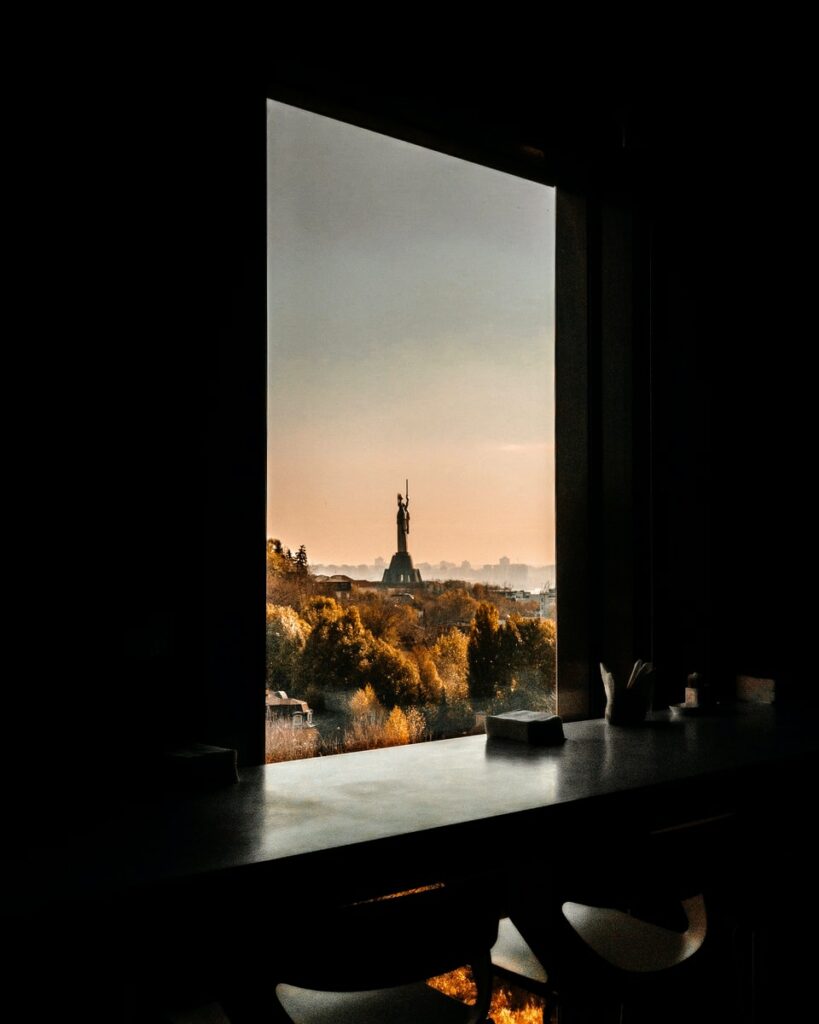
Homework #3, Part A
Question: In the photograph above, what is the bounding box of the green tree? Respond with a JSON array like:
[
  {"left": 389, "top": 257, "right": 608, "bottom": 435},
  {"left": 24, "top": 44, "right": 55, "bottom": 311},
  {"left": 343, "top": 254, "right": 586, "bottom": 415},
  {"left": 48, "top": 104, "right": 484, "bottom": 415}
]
[{"left": 294, "top": 544, "right": 308, "bottom": 574}]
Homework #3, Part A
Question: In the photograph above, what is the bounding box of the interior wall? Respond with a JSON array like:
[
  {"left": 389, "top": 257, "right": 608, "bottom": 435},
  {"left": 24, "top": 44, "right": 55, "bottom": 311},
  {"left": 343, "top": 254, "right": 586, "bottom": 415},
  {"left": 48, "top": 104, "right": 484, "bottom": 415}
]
[
  {"left": 650, "top": 105, "right": 808, "bottom": 707},
  {"left": 6, "top": 60, "right": 810, "bottom": 840}
]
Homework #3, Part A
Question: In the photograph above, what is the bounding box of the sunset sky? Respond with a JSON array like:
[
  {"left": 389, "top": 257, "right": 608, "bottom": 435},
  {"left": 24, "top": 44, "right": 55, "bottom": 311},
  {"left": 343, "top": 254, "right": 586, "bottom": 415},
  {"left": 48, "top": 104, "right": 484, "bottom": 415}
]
[{"left": 267, "top": 100, "right": 555, "bottom": 568}]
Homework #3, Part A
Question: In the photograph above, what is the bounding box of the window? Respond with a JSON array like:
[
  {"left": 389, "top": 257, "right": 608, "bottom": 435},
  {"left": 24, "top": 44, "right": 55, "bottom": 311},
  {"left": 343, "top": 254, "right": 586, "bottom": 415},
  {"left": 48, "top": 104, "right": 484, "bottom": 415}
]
[
  {"left": 266, "top": 99, "right": 559, "bottom": 762},
  {"left": 257, "top": 84, "right": 651, "bottom": 764}
]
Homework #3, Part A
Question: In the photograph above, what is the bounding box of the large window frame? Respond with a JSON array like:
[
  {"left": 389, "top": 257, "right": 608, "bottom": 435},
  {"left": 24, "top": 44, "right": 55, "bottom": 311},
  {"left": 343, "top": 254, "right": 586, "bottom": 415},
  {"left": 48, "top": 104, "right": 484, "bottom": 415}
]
[{"left": 238, "top": 80, "right": 652, "bottom": 764}]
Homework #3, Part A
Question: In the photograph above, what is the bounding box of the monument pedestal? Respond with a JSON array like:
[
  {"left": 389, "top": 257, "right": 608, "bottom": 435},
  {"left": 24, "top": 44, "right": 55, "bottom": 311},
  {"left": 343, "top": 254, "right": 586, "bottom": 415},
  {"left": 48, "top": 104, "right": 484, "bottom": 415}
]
[{"left": 382, "top": 551, "right": 422, "bottom": 585}]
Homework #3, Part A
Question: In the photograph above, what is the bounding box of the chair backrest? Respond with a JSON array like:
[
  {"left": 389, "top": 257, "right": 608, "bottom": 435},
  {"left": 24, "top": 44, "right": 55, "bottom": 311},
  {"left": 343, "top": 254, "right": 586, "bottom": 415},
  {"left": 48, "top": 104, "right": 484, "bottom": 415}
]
[
  {"left": 273, "top": 882, "right": 499, "bottom": 992},
  {"left": 562, "top": 893, "right": 708, "bottom": 973}
]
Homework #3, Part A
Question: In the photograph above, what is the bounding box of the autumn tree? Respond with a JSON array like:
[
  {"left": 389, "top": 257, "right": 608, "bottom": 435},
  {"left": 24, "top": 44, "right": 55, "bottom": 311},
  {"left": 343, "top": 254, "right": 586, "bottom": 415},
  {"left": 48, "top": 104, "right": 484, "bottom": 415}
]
[
  {"left": 382, "top": 706, "right": 411, "bottom": 746},
  {"left": 355, "top": 591, "right": 420, "bottom": 646},
  {"left": 431, "top": 628, "right": 469, "bottom": 701},
  {"left": 349, "top": 684, "right": 383, "bottom": 722},
  {"left": 429, "top": 627, "right": 473, "bottom": 735},
  {"left": 266, "top": 539, "right": 287, "bottom": 579},
  {"left": 507, "top": 616, "right": 556, "bottom": 708},
  {"left": 412, "top": 645, "right": 443, "bottom": 698},
  {"left": 300, "top": 596, "right": 431, "bottom": 707},
  {"left": 403, "top": 706, "right": 427, "bottom": 742},
  {"left": 301, "top": 597, "right": 370, "bottom": 693},
  {"left": 382, "top": 706, "right": 427, "bottom": 746},
  {"left": 267, "top": 537, "right": 312, "bottom": 609},
  {"left": 419, "top": 586, "right": 479, "bottom": 633},
  {"left": 342, "top": 700, "right": 426, "bottom": 753},
  {"left": 366, "top": 639, "right": 426, "bottom": 706},
  {"left": 467, "top": 601, "right": 505, "bottom": 704},
  {"left": 265, "top": 603, "right": 310, "bottom": 692},
  {"left": 471, "top": 583, "right": 518, "bottom": 620},
  {"left": 302, "top": 595, "right": 340, "bottom": 626}
]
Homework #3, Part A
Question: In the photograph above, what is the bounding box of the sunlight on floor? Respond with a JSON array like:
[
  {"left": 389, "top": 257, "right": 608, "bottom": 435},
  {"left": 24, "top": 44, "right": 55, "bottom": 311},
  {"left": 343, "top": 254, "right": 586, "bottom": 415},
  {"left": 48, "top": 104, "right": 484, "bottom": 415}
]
[{"left": 428, "top": 966, "right": 553, "bottom": 1023}]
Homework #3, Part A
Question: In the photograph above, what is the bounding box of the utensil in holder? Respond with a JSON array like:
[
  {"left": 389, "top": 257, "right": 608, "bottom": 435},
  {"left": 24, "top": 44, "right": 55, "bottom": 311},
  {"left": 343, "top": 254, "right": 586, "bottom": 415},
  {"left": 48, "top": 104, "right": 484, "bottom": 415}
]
[{"left": 601, "top": 660, "right": 654, "bottom": 725}]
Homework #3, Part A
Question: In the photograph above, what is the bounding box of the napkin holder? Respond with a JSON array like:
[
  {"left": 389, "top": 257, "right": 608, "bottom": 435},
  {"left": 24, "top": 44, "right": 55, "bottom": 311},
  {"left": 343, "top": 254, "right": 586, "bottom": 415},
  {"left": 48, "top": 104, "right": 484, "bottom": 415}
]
[{"left": 485, "top": 710, "right": 565, "bottom": 745}]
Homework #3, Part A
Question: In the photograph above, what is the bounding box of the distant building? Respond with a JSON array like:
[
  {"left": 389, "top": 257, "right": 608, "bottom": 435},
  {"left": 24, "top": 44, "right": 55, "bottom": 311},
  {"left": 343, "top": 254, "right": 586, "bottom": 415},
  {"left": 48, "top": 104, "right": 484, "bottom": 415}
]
[
  {"left": 539, "top": 584, "right": 556, "bottom": 619},
  {"left": 266, "top": 691, "right": 314, "bottom": 728},
  {"left": 504, "top": 563, "right": 529, "bottom": 588},
  {"left": 480, "top": 559, "right": 528, "bottom": 588},
  {"left": 312, "top": 576, "right": 354, "bottom": 601},
  {"left": 350, "top": 579, "right": 383, "bottom": 594}
]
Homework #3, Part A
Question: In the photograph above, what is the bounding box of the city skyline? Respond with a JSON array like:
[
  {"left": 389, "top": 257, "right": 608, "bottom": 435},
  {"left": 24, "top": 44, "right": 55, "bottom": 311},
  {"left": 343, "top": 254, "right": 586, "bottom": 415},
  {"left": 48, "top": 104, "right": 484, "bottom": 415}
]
[
  {"left": 310, "top": 555, "right": 556, "bottom": 568},
  {"left": 307, "top": 555, "right": 556, "bottom": 592},
  {"left": 267, "top": 100, "right": 555, "bottom": 567}
]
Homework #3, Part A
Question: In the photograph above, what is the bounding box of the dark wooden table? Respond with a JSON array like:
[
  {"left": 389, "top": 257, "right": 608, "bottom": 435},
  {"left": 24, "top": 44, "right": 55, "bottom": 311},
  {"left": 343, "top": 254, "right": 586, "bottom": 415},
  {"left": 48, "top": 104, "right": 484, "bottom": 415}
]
[
  {"left": 8, "top": 704, "right": 818, "bottom": 1021},
  {"left": 9, "top": 703, "right": 817, "bottom": 918}
]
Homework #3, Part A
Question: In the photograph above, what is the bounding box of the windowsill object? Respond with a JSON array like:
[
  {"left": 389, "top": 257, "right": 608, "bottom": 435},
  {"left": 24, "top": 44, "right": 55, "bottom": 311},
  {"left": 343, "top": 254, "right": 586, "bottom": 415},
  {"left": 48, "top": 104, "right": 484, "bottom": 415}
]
[{"left": 486, "top": 710, "right": 565, "bottom": 745}]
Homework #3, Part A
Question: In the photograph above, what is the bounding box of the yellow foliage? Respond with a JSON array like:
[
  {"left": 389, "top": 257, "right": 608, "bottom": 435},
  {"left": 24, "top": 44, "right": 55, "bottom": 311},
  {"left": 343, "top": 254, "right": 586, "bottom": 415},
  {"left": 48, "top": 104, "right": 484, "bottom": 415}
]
[
  {"left": 349, "top": 684, "right": 383, "bottom": 720},
  {"left": 265, "top": 720, "right": 320, "bottom": 764},
  {"left": 427, "top": 966, "right": 548, "bottom": 1022},
  {"left": 383, "top": 706, "right": 411, "bottom": 745},
  {"left": 413, "top": 645, "right": 444, "bottom": 700},
  {"left": 326, "top": 704, "right": 428, "bottom": 754},
  {"left": 490, "top": 1001, "right": 547, "bottom": 1024},
  {"left": 431, "top": 627, "right": 470, "bottom": 701},
  {"left": 403, "top": 705, "right": 427, "bottom": 743},
  {"left": 427, "top": 966, "right": 476, "bottom": 1003}
]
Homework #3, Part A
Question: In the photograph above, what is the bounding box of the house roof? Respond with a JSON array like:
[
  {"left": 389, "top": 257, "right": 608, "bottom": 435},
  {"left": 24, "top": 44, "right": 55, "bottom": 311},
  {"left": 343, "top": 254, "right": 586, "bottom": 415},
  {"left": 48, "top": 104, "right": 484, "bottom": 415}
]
[{"left": 266, "top": 692, "right": 310, "bottom": 712}]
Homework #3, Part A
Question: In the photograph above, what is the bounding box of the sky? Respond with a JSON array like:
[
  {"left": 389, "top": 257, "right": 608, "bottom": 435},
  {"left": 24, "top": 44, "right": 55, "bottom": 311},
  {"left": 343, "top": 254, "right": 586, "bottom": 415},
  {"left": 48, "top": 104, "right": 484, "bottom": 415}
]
[{"left": 267, "top": 100, "right": 555, "bottom": 568}]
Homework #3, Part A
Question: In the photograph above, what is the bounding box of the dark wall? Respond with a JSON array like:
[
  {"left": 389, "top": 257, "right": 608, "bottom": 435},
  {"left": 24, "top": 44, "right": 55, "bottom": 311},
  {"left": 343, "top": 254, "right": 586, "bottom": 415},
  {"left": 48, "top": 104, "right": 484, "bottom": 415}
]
[
  {"left": 7, "top": 57, "right": 809, "bottom": 837},
  {"left": 8, "top": 74, "right": 267, "bottom": 834},
  {"left": 649, "top": 90, "right": 810, "bottom": 706}
]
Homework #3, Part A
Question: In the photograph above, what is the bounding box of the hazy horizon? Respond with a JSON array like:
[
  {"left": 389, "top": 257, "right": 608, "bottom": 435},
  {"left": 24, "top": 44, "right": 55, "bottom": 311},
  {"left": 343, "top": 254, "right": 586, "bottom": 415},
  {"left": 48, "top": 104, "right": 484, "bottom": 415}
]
[{"left": 267, "top": 100, "right": 555, "bottom": 567}]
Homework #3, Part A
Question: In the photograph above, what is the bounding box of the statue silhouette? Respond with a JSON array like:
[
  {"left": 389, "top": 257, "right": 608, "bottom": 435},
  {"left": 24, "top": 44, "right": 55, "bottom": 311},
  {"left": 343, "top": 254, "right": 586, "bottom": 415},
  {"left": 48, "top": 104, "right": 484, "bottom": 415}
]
[
  {"left": 396, "top": 493, "right": 410, "bottom": 553},
  {"left": 383, "top": 482, "right": 422, "bottom": 585}
]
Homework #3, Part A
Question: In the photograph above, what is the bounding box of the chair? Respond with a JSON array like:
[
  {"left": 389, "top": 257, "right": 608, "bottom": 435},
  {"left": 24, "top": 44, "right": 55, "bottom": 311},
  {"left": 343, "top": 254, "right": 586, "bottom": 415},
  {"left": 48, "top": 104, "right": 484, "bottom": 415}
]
[
  {"left": 267, "top": 882, "right": 499, "bottom": 1024},
  {"left": 491, "top": 813, "right": 737, "bottom": 1021},
  {"left": 491, "top": 901, "right": 707, "bottom": 1021}
]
